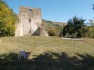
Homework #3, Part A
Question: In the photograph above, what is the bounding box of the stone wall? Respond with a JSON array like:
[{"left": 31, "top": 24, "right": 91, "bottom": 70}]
[{"left": 15, "top": 6, "right": 48, "bottom": 36}]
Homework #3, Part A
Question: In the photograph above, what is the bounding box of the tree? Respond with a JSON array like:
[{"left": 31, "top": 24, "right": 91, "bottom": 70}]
[
  {"left": 86, "top": 19, "right": 94, "bottom": 38},
  {"left": 86, "top": 26, "right": 94, "bottom": 38},
  {"left": 0, "top": 0, "right": 17, "bottom": 36},
  {"left": 93, "top": 4, "right": 94, "bottom": 10},
  {"left": 62, "top": 17, "right": 87, "bottom": 38},
  {"left": 89, "top": 19, "right": 94, "bottom": 26}
]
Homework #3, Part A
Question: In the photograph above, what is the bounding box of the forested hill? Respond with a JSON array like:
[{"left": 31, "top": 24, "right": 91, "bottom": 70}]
[
  {"left": 42, "top": 19, "right": 66, "bottom": 36},
  {"left": 42, "top": 19, "right": 66, "bottom": 27}
]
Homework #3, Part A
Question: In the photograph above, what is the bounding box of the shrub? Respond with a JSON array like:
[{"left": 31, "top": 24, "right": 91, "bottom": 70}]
[{"left": 86, "top": 26, "right": 94, "bottom": 38}]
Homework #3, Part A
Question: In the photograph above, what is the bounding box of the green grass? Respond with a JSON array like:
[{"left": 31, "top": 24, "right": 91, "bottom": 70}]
[
  {"left": 0, "top": 36, "right": 94, "bottom": 57},
  {"left": 0, "top": 36, "right": 94, "bottom": 70}
]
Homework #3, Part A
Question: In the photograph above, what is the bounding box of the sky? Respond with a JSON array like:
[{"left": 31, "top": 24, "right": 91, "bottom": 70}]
[{"left": 4, "top": 0, "right": 94, "bottom": 23}]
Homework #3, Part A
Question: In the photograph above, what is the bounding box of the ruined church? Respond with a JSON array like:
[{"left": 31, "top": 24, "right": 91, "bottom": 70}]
[{"left": 15, "top": 6, "right": 48, "bottom": 36}]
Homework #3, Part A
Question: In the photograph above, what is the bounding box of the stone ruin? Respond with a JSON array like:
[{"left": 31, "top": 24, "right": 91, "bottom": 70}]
[{"left": 15, "top": 6, "right": 48, "bottom": 36}]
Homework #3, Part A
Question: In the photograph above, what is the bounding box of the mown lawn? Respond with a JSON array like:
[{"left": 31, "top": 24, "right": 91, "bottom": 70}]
[{"left": 0, "top": 36, "right": 94, "bottom": 70}]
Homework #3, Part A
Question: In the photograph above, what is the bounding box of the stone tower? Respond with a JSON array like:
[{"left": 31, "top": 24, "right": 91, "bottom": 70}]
[{"left": 15, "top": 6, "right": 48, "bottom": 36}]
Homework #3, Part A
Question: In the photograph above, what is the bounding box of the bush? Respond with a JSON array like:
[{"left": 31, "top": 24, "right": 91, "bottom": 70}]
[
  {"left": 47, "top": 27, "right": 57, "bottom": 36},
  {"left": 86, "top": 26, "right": 94, "bottom": 38},
  {"left": 42, "top": 19, "right": 63, "bottom": 36}
]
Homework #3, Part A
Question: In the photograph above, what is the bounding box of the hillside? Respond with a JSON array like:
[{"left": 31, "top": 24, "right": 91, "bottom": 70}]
[
  {"left": 42, "top": 19, "right": 67, "bottom": 36},
  {"left": 42, "top": 19, "right": 66, "bottom": 27}
]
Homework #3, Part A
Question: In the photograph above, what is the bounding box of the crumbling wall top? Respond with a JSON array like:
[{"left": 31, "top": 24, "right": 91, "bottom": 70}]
[{"left": 19, "top": 6, "right": 41, "bottom": 13}]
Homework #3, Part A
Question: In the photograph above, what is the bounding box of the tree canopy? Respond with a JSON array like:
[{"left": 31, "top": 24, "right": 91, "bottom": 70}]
[
  {"left": 0, "top": 0, "right": 17, "bottom": 36},
  {"left": 62, "top": 17, "right": 87, "bottom": 38}
]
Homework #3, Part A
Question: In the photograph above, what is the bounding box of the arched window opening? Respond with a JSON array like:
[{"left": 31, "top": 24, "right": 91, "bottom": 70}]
[{"left": 28, "top": 9, "right": 32, "bottom": 12}]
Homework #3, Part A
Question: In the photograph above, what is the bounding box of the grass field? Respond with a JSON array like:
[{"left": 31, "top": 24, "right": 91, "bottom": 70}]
[
  {"left": 0, "top": 36, "right": 94, "bottom": 70},
  {"left": 0, "top": 36, "right": 94, "bottom": 56}
]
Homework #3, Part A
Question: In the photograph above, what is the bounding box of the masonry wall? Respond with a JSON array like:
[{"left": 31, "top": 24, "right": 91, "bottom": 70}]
[{"left": 15, "top": 6, "right": 42, "bottom": 36}]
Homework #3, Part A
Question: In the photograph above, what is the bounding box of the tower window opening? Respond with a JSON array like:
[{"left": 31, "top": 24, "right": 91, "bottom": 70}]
[{"left": 28, "top": 9, "right": 32, "bottom": 12}]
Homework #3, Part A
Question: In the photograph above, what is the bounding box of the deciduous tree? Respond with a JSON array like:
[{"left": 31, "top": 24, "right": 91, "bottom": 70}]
[{"left": 0, "top": 0, "right": 17, "bottom": 36}]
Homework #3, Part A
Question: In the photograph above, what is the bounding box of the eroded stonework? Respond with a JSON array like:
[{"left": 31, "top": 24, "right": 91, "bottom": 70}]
[{"left": 15, "top": 6, "right": 48, "bottom": 36}]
